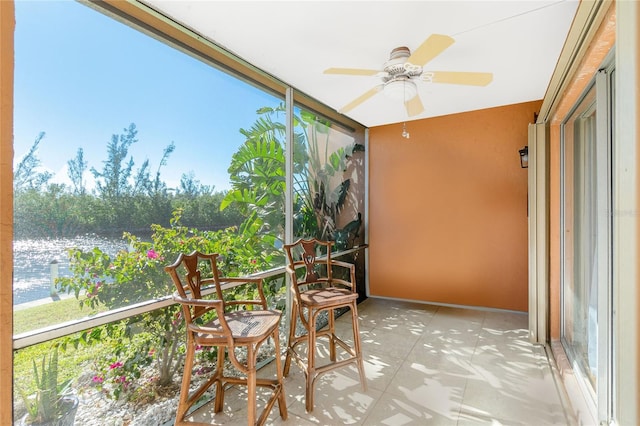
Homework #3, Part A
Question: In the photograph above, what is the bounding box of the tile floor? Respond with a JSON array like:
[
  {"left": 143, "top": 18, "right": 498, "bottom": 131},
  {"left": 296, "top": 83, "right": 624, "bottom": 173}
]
[{"left": 189, "top": 297, "right": 573, "bottom": 425}]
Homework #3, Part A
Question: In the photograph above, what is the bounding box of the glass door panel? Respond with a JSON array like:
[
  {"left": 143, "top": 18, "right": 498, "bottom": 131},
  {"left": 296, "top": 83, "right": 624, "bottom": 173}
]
[
  {"left": 561, "top": 65, "right": 614, "bottom": 423},
  {"left": 563, "top": 86, "right": 598, "bottom": 394}
]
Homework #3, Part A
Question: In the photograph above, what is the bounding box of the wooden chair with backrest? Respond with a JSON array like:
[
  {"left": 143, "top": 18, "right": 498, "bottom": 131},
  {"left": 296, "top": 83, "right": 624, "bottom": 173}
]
[
  {"left": 283, "top": 238, "right": 366, "bottom": 412},
  {"left": 165, "top": 251, "right": 287, "bottom": 426}
]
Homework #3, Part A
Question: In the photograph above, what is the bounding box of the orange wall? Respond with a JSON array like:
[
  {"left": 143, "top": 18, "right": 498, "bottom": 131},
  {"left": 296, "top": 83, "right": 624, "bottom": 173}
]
[{"left": 368, "top": 101, "right": 540, "bottom": 312}]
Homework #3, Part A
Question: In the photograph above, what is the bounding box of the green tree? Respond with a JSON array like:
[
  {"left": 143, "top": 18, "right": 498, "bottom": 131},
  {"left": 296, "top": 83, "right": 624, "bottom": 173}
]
[
  {"left": 178, "top": 171, "right": 212, "bottom": 196},
  {"left": 150, "top": 142, "right": 175, "bottom": 197},
  {"left": 130, "top": 142, "right": 176, "bottom": 229},
  {"left": 14, "top": 132, "right": 53, "bottom": 192},
  {"left": 131, "top": 141, "right": 175, "bottom": 198},
  {"left": 91, "top": 123, "right": 137, "bottom": 200},
  {"left": 13, "top": 184, "right": 92, "bottom": 238},
  {"left": 67, "top": 148, "right": 87, "bottom": 196},
  {"left": 88, "top": 123, "right": 177, "bottom": 232},
  {"left": 173, "top": 191, "right": 244, "bottom": 231}
]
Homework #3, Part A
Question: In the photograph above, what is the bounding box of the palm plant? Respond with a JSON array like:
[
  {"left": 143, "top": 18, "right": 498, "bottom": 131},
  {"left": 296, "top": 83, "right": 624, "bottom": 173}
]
[
  {"left": 221, "top": 104, "right": 291, "bottom": 250},
  {"left": 222, "top": 103, "right": 362, "bottom": 246}
]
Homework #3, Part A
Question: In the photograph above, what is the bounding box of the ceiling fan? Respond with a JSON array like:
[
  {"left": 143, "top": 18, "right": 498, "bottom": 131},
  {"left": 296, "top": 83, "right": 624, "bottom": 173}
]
[{"left": 324, "top": 34, "right": 493, "bottom": 117}]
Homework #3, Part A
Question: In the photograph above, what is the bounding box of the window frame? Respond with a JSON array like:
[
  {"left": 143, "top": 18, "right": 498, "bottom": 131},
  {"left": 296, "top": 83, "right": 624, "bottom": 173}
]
[
  {"left": 12, "top": 0, "right": 367, "bottom": 349},
  {"left": 559, "top": 61, "right": 615, "bottom": 424}
]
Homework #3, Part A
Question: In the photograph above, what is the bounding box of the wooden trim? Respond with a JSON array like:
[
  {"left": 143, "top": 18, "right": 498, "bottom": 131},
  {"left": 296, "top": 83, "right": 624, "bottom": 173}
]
[{"left": 0, "top": 2, "right": 15, "bottom": 423}]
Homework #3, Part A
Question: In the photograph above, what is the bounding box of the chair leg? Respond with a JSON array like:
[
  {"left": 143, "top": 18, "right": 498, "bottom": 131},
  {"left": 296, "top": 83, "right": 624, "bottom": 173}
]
[
  {"left": 283, "top": 300, "right": 299, "bottom": 377},
  {"left": 213, "top": 347, "right": 226, "bottom": 413},
  {"left": 351, "top": 302, "right": 367, "bottom": 392},
  {"left": 328, "top": 308, "right": 337, "bottom": 362},
  {"left": 305, "top": 308, "right": 317, "bottom": 413},
  {"left": 246, "top": 345, "right": 257, "bottom": 426},
  {"left": 175, "top": 341, "right": 196, "bottom": 423},
  {"left": 273, "top": 329, "right": 288, "bottom": 420}
]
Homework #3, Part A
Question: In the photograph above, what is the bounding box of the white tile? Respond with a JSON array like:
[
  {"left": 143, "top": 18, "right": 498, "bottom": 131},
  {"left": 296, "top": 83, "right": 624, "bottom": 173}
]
[
  {"left": 189, "top": 382, "right": 290, "bottom": 425},
  {"left": 336, "top": 351, "right": 403, "bottom": 393},
  {"left": 363, "top": 391, "right": 460, "bottom": 425},
  {"left": 358, "top": 327, "right": 420, "bottom": 360},
  {"left": 386, "top": 356, "right": 468, "bottom": 401},
  {"left": 190, "top": 300, "right": 571, "bottom": 426},
  {"left": 415, "top": 328, "right": 479, "bottom": 360},
  {"left": 286, "top": 369, "right": 382, "bottom": 425},
  {"left": 459, "top": 377, "right": 568, "bottom": 425},
  {"left": 482, "top": 310, "right": 529, "bottom": 331}
]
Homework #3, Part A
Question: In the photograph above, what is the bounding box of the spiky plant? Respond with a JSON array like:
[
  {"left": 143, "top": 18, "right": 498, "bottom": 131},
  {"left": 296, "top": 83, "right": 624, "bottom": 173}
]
[{"left": 19, "top": 347, "right": 73, "bottom": 424}]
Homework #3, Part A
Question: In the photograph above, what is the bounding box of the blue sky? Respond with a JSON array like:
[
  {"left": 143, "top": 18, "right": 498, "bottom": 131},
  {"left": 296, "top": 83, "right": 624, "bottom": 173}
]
[{"left": 13, "top": 0, "right": 281, "bottom": 192}]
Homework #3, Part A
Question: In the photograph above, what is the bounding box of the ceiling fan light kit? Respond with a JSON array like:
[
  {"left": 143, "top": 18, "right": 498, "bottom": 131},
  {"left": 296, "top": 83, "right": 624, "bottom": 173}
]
[
  {"left": 384, "top": 77, "right": 417, "bottom": 101},
  {"left": 324, "top": 34, "right": 493, "bottom": 117}
]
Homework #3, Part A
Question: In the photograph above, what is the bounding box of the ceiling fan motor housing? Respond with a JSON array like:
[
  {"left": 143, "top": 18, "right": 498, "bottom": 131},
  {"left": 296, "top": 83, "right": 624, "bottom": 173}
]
[{"left": 383, "top": 46, "right": 422, "bottom": 81}]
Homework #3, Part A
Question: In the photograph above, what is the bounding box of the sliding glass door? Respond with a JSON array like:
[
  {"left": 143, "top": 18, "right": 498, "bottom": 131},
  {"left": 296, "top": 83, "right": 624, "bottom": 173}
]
[{"left": 561, "top": 65, "right": 614, "bottom": 422}]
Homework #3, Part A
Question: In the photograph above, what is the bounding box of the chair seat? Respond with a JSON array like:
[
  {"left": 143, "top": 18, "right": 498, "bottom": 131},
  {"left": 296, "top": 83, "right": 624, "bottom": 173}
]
[
  {"left": 193, "top": 309, "right": 282, "bottom": 345},
  {"left": 299, "top": 287, "right": 357, "bottom": 308}
]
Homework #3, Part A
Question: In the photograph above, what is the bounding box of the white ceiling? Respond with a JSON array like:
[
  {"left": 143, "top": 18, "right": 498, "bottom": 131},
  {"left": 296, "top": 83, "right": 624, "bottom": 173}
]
[{"left": 143, "top": 1, "right": 579, "bottom": 128}]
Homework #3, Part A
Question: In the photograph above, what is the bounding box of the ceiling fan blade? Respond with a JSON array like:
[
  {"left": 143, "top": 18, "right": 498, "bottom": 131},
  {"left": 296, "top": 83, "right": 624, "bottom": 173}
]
[
  {"left": 427, "top": 71, "right": 493, "bottom": 86},
  {"left": 324, "top": 67, "right": 380, "bottom": 76},
  {"left": 405, "top": 94, "right": 424, "bottom": 117},
  {"left": 407, "top": 34, "right": 455, "bottom": 67},
  {"left": 339, "top": 86, "right": 382, "bottom": 113}
]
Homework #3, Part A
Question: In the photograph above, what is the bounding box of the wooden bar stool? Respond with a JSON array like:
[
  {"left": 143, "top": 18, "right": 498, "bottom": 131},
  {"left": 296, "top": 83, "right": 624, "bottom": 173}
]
[
  {"left": 283, "top": 238, "right": 366, "bottom": 412},
  {"left": 165, "top": 251, "right": 288, "bottom": 426}
]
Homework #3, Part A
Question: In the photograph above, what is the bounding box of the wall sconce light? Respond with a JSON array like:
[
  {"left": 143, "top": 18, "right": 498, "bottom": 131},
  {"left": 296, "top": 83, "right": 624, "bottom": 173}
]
[{"left": 519, "top": 146, "right": 528, "bottom": 168}]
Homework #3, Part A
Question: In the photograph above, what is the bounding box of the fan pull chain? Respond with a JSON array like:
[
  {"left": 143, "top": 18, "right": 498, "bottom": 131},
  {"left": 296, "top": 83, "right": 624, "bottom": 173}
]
[{"left": 402, "top": 122, "right": 410, "bottom": 139}]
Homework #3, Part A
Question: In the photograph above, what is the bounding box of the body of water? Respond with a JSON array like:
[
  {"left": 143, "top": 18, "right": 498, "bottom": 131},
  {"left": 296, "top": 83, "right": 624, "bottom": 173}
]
[{"left": 13, "top": 235, "right": 128, "bottom": 305}]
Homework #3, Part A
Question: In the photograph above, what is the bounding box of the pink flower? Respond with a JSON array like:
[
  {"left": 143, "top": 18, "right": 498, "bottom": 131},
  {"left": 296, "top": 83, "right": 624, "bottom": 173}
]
[
  {"left": 92, "top": 376, "right": 104, "bottom": 384},
  {"left": 147, "top": 249, "right": 158, "bottom": 259},
  {"left": 195, "top": 366, "right": 212, "bottom": 375},
  {"left": 109, "top": 361, "right": 123, "bottom": 370},
  {"left": 88, "top": 282, "right": 102, "bottom": 298}
]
